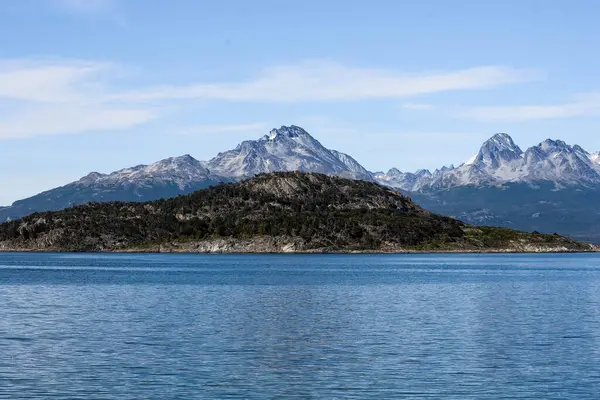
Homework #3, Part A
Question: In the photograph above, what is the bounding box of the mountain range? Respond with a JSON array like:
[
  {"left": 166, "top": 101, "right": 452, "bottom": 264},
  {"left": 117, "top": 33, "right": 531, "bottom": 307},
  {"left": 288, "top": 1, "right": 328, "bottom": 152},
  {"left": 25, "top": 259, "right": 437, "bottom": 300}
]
[
  {"left": 2, "top": 125, "right": 599, "bottom": 242},
  {"left": 375, "top": 133, "right": 600, "bottom": 191}
]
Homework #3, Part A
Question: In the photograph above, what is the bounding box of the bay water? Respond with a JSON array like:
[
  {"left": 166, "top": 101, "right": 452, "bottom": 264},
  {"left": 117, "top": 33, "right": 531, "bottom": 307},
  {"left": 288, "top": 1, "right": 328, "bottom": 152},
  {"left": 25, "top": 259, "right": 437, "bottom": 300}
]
[{"left": 1, "top": 253, "right": 600, "bottom": 399}]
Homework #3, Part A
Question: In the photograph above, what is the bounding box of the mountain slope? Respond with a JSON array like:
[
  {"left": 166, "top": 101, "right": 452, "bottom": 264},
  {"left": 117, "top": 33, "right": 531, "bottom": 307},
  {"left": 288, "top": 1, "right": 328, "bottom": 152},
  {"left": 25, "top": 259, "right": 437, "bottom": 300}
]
[
  {"left": 411, "top": 183, "right": 600, "bottom": 243},
  {"left": 207, "top": 125, "right": 373, "bottom": 180},
  {"left": 0, "top": 172, "right": 590, "bottom": 253},
  {"left": 0, "top": 155, "right": 227, "bottom": 222}
]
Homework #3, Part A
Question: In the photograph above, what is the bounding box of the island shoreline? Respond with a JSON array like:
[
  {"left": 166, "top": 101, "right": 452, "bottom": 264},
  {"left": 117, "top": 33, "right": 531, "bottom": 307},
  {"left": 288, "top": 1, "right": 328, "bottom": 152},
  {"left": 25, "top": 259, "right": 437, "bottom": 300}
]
[{"left": 1, "top": 248, "right": 597, "bottom": 255}]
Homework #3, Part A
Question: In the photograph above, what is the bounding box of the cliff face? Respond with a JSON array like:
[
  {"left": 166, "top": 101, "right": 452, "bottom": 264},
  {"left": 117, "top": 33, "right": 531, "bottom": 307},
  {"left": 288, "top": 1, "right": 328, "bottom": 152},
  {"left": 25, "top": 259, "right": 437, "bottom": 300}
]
[{"left": 0, "top": 172, "right": 593, "bottom": 253}]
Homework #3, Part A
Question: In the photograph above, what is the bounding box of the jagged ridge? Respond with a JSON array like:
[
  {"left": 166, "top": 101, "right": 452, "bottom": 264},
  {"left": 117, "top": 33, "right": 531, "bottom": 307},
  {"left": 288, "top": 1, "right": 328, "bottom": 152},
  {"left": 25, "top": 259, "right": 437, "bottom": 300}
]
[
  {"left": 206, "top": 125, "right": 372, "bottom": 180},
  {"left": 377, "top": 133, "right": 600, "bottom": 191}
]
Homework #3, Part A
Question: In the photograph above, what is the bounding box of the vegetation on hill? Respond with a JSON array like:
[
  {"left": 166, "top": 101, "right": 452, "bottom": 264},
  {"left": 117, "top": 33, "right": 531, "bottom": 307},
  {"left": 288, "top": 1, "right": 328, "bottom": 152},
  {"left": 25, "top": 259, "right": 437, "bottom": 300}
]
[{"left": 0, "top": 172, "right": 592, "bottom": 253}]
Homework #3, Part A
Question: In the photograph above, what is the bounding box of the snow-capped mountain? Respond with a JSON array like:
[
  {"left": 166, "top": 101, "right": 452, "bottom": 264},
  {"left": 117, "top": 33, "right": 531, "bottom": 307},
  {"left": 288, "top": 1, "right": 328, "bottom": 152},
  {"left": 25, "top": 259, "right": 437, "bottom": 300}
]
[
  {"left": 375, "top": 133, "right": 600, "bottom": 243},
  {"left": 0, "top": 155, "right": 227, "bottom": 222},
  {"left": 520, "top": 140, "right": 600, "bottom": 185},
  {"left": 77, "top": 154, "right": 222, "bottom": 190},
  {"left": 374, "top": 168, "right": 433, "bottom": 192},
  {"left": 377, "top": 133, "right": 600, "bottom": 191},
  {"left": 207, "top": 125, "right": 373, "bottom": 181}
]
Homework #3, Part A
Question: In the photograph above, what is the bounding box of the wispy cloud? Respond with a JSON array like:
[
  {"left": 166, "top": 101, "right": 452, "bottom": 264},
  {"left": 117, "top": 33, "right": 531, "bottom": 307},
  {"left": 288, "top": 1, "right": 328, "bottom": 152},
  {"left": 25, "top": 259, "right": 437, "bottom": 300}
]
[
  {"left": 401, "top": 102, "right": 433, "bottom": 110},
  {"left": 0, "top": 59, "right": 110, "bottom": 102},
  {"left": 114, "top": 61, "right": 540, "bottom": 103},
  {"left": 0, "top": 59, "right": 154, "bottom": 139},
  {"left": 457, "top": 92, "right": 600, "bottom": 121},
  {"left": 0, "top": 58, "right": 540, "bottom": 140},
  {"left": 0, "top": 105, "right": 156, "bottom": 139},
  {"left": 174, "top": 123, "right": 269, "bottom": 136}
]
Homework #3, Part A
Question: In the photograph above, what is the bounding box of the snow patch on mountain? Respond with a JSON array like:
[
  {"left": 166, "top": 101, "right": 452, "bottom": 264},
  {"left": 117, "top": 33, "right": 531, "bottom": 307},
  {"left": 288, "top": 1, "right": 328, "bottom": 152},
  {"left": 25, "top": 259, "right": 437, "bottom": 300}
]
[
  {"left": 76, "top": 154, "right": 221, "bottom": 190},
  {"left": 464, "top": 154, "right": 478, "bottom": 166},
  {"left": 377, "top": 134, "right": 600, "bottom": 191},
  {"left": 374, "top": 168, "right": 432, "bottom": 192},
  {"left": 207, "top": 125, "right": 373, "bottom": 180},
  {"left": 329, "top": 149, "right": 373, "bottom": 178}
]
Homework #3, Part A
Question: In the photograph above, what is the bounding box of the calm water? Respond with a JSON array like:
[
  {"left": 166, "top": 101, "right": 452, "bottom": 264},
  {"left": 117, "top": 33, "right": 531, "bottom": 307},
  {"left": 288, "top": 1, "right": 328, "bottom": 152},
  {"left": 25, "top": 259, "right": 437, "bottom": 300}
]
[{"left": 1, "top": 253, "right": 600, "bottom": 399}]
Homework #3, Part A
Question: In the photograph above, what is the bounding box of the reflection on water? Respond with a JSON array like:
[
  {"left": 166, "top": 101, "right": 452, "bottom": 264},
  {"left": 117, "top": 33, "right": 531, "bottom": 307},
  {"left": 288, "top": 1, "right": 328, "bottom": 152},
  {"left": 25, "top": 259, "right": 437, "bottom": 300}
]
[{"left": 1, "top": 253, "right": 600, "bottom": 399}]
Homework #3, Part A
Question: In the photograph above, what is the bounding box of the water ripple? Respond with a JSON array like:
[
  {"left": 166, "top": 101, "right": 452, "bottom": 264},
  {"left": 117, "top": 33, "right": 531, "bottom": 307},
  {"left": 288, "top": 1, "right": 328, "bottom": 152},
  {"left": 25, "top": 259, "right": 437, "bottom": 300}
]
[{"left": 0, "top": 253, "right": 600, "bottom": 398}]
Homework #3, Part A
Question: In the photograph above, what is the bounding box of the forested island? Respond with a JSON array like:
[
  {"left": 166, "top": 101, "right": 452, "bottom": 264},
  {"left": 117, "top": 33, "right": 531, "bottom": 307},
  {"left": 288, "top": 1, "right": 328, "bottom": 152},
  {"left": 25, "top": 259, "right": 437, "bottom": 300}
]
[{"left": 0, "top": 172, "right": 594, "bottom": 253}]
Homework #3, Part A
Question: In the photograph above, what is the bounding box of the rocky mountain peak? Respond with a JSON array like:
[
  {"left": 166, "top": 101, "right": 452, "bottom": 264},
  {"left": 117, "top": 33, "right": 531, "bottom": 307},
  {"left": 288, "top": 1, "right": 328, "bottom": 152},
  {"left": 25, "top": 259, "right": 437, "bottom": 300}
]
[
  {"left": 485, "top": 132, "right": 515, "bottom": 147},
  {"left": 415, "top": 169, "right": 432, "bottom": 177},
  {"left": 573, "top": 144, "right": 589, "bottom": 155},
  {"left": 80, "top": 171, "right": 107, "bottom": 182},
  {"left": 539, "top": 138, "right": 568, "bottom": 151},
  {"left": 207, "top": 125, "right": 372, "bottom": 180},
  {"left": 152, "top": 154, "right": 204, "bottom": 169},
  {"left": 474, "top": 133, "right": 523, "bottom": 168},
  {"left": 386, "top": 168, "right": 403, "bottom": 177},
  {"left": 262, "top": 125, "right": 308, "bottom": 141}
]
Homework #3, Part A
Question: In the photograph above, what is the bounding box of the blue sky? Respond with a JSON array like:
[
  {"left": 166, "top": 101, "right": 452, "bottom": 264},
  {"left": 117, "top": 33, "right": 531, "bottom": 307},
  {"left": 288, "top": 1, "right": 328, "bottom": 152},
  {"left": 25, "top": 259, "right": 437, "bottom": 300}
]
[{"left": 1, "top": 0, "right": 600, "bottom": 204}]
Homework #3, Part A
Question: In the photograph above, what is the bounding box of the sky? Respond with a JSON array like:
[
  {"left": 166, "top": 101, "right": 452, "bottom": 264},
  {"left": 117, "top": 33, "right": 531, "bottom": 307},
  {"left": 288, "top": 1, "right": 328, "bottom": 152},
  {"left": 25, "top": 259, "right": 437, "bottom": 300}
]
[{"left": 1, "top": 0, "right": 600, "bottom": 205}]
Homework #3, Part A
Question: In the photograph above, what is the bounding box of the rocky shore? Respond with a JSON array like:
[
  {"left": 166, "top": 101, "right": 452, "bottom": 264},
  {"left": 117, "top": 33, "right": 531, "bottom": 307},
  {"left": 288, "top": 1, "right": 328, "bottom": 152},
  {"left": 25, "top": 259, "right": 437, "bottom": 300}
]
[{"left": 2, "top": 235, "right": 596, "bottom": 254}]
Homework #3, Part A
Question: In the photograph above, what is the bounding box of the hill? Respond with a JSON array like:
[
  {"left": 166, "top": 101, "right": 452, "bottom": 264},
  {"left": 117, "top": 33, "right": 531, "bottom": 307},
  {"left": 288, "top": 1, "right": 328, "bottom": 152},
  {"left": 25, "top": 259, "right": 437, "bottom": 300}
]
[{"left": 0, "top": 172, "right": 593, "bottom": 253}]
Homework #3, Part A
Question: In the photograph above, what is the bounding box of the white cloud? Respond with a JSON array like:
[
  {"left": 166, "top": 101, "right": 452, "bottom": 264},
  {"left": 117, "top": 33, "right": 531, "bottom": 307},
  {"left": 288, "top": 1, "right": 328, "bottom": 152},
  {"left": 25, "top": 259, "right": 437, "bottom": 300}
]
[
  {"left": 0, "top": 59, "right": 109, "bottom": 102},
  {"left": 114, "top": 61, "right": 540, "bottom": 103},
  {"left": 0, "top": 59, "right": 155, "bottom": 139},
  {"left": 458, "top": 92, "right": 600, "bottom": 121},
  {"left": 401, "top": 102, "right": 433, "bottom": 110},
  {"left": 0, "top": 58, "right": 540, "bottom": 140},
  {"left": 0, "top": 105, "right": 156, "bottom": 139},
  {"left": 174, "top": 123, "right": 269, "bottom": 136}
]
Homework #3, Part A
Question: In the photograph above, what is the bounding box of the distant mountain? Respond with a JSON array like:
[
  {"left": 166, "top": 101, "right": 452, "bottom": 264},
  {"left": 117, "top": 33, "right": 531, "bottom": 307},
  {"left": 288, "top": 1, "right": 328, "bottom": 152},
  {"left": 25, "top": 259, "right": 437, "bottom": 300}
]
[
  {"left": 1, "top": 172, "right": 591, "bottom": 253},
  {"left": 374, "top": 168, "right": 433, "bottom": 192},
  {"left": 376, "top": 133, "right": 600, "bottom": 191},
  {"left": 0, "top": 155, "right": 227, "bottom": 222},
  {"left": 376, "top": 133, "right": 600, "bottom": 243},
  {"left": 206, "top": 125, "right": 373, "bottom": 180}
]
